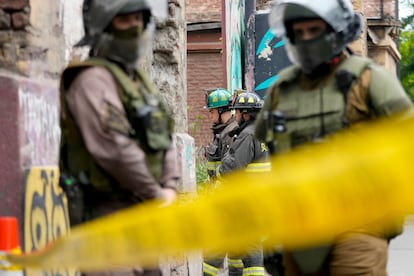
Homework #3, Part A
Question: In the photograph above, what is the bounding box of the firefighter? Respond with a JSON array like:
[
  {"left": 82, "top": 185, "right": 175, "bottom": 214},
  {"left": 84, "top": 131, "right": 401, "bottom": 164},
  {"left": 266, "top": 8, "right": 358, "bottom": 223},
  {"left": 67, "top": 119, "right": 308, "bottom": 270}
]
[
  {"left": 219, "top": 91, "right": 270, "bottom": 175},
  {"left": 217, "top": 91, "right": 270, "bottom": 276},
  {"left": 203, "top": 88, "right": 242, "bottom": 276},
  {"left": 204, "top": 88, "right": 238, "bottom": 182}
]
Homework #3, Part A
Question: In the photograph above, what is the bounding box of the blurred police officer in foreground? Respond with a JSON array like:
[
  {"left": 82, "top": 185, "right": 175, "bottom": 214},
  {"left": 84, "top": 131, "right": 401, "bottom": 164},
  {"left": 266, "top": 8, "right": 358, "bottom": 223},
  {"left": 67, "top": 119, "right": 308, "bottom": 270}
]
[
  {"left": 255, "top": 0, "right": 413, "bottom": 275},
  {"left": 59, "top": 1, "right": 180, "bottom": 275}
]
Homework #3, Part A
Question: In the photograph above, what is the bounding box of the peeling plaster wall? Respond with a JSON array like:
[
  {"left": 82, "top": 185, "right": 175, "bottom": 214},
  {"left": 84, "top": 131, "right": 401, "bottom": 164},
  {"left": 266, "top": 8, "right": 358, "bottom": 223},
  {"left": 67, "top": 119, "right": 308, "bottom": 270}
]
[
  {"left": 28, "top": 0, "right": 66, "bottom": 79},
  {"left": 61, "top": 0, "right": 85, "bottom": 62}
]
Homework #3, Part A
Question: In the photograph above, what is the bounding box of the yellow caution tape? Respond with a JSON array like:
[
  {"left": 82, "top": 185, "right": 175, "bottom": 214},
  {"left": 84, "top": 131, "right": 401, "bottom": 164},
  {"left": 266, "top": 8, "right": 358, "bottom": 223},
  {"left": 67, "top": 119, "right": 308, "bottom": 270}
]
[{"left": 7, "top": 113, "right": 414, "bottom": 271}]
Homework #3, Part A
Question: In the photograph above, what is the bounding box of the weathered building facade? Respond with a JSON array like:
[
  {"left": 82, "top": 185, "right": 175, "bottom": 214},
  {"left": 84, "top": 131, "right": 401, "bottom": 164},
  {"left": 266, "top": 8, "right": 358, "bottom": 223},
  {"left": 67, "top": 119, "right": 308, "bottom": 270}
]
[
  {"left": 186, "top": 0, "right": 223, "bottom": 146},
  {"left": 187, "top": 0, "right": 403, "bottom": 147}
]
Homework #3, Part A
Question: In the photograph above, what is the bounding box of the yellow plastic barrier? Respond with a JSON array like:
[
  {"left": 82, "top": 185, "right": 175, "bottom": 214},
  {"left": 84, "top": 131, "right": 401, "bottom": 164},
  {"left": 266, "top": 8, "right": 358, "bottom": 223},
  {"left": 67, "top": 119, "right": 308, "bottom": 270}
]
[{"left": 7, "top": 113, "right": 414, "bottom": 271}]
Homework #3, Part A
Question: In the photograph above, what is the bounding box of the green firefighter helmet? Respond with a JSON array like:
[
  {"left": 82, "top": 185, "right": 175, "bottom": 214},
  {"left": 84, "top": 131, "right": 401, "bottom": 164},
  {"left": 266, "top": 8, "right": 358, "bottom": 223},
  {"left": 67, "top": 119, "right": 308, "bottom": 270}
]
[
  {"left": 231, "top": 91, "right": 263, "bottom": 112},
  {"left": 205, "top": 88, "right": 232, "bottom": 110},
  {"left": 76, "top": 0, "right": 152, "bottom": 47}
]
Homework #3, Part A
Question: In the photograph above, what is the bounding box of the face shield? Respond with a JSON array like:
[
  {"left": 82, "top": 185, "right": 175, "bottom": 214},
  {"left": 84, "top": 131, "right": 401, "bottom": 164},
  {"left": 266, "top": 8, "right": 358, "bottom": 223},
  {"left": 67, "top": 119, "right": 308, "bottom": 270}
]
[
  {"left": 268, "top": 0, "right": 362, "bottom": 74},
  {"left": 269, "top": 0, "right": 356, "bottom": 38}
]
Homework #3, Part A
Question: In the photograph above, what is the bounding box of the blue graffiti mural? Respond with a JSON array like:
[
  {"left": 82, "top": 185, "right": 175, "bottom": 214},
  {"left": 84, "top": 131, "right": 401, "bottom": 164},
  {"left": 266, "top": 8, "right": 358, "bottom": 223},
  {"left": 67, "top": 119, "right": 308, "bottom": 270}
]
[
  {"left": 256, "top": 30, "right": 285, "bottom": 56},
  {"left": 255, "top": 75, "right": 279, "bottom": 91},
  {"left": 253, "top": 13, "right": 291, "bottom": 98},
  {"left": 225, "top": 5, "right": 290, "bottom": 98}
]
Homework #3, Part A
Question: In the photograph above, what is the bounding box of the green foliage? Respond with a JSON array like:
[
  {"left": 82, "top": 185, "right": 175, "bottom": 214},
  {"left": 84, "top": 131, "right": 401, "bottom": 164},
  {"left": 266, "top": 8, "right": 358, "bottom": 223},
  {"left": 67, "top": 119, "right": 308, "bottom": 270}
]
[
  {"left": 195, "top": 146, "right": 209, "bottom": 193},
  {"left": 400, "top": 30, "right": 414, "bottom": 99},
  {"left": 187, "top": 105, "right": 206, "bottom": 135},
  {"left": 399, "top": 1, "right": 414, "bottom": 100},
  {"left": 196, "top": 155, "right": 208, "bottom": 185},
  {"left": 400, "top": 1, "right": 414, "bottom": 29}
]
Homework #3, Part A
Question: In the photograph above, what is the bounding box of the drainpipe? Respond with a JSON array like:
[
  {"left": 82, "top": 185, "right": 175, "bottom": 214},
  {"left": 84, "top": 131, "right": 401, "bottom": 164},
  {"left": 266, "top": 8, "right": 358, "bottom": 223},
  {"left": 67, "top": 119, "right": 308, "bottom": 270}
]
[{"left": 244, "top": 0, "right": 256, "bottom": 91}]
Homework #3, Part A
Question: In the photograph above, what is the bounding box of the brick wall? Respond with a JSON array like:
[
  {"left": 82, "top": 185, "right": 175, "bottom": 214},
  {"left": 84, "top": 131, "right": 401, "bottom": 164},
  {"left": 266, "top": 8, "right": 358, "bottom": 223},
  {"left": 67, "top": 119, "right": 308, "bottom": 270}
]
[
  {"left": 187, "top": 51, "right": 223, "bottom": 147},
  {"left": 186, "top": 0, "right": 221, "bottom": 23},
  {"left": 0, "top": 0, "right": 75, "bottom": 79},
  {"left": 363, "top": 0, "right": 397, "bottom": 18},
  {"left": 186, "top": 0, "right": 223, "bottom": 148},
  {"left": 0, "top": 0, "right": 30, "bottom": 75},
  {"left": 256, "top": 0, "right": 398, "bottom": 20},
  {"left": 256, "top": 0, "right": 398, "bottom": 17}
]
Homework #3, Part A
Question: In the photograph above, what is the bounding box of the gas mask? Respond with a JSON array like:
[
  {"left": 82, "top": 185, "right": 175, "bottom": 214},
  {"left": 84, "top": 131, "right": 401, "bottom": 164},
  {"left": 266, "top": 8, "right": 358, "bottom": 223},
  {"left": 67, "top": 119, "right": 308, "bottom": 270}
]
[
  {"left": 285, "top": 30, "right": 340, "bottom": 74},
  {"left": 93, "top": 25, "right": 144, "bottom": 69}
]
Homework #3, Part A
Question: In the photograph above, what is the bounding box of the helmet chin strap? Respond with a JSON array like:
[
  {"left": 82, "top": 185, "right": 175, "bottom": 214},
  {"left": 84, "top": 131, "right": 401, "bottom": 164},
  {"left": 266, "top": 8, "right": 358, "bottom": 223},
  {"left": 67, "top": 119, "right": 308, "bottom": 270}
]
[
  {"left": 218, "top": 112, "right": 223, "bottom": 125},
  {"left": 217, "top": 107, "right": 231, "bottom": 125},
  {"left": 238, "top": 111, "right": 248, "bottom": 125}
]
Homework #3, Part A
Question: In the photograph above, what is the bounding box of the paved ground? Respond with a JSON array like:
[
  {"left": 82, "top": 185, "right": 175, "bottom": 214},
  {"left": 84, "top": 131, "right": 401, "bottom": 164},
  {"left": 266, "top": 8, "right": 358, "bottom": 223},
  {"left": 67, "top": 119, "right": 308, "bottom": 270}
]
[{"left": 387, "top": 215, "right": 414, "bottom": 276}]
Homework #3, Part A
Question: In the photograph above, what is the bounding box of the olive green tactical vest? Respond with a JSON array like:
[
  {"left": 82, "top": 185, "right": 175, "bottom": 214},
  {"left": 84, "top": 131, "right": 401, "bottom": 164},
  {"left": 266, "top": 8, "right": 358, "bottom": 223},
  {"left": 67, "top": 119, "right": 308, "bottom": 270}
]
[
  {"left": 60, "top": 58, "right": 173, "bottom": 193},
  {"left": 269, "top": 56, "right": 372, "bottom": 153},
  {"left": 264, "top": 56, "right": 372, "bottom": 275},
  {"left": 258, "top": 56, "right": 407, "bottom": 273}
]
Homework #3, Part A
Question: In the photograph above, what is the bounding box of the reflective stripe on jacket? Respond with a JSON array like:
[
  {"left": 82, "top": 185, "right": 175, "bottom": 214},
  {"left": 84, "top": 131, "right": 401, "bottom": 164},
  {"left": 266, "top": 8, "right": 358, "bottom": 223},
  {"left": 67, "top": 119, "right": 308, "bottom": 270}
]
[{"left": 220, "top": 121, "right": 269, "bottom": 175}]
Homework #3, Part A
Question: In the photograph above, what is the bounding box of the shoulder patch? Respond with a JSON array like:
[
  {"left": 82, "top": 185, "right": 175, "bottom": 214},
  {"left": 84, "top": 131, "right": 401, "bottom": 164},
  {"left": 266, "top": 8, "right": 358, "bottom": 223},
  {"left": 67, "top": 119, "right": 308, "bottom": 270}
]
[{"left": 102, "top": 102, "right": 133, "bottom": 137}]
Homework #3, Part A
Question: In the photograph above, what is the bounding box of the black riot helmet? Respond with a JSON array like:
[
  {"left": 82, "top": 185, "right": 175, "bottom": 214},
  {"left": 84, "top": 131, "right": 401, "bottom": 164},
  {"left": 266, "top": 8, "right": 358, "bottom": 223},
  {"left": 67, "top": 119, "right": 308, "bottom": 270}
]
[{"left": 76, "top": 0, "right": 152, "bottom": 47}]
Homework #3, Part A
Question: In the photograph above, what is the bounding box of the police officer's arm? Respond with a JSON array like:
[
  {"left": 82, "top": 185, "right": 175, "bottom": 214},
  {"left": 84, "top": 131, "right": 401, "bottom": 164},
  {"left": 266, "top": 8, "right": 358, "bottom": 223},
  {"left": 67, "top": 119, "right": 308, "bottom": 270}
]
[
  {"left": 219, "top": 132, "right": 255, "bottom": 174},
  {"left": 369, "top": 65, "right": 413, "bottom": 115},
  {"left": 159, "top": 146, "right": 180, "bottom": 190},
  {"left": 159, "top": 147, "right": 179, "bottom": 205},
  {"left": 66, "top": 67, "right": 164, "bottom": 200}
]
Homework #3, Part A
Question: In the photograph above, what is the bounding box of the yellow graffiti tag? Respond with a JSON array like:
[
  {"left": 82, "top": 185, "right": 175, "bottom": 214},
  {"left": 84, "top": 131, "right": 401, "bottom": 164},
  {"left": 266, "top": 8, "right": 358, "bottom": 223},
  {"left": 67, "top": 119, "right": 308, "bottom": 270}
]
[{"left": 24, "top": 167, "right": 75, "bottom": 276}]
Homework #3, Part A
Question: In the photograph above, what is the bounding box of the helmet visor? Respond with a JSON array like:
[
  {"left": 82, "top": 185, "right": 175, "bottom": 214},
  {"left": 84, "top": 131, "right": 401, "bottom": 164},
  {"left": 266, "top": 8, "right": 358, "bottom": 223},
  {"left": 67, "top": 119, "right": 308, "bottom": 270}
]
[
  {"left": 268, "top": 2, "right": 287, "bottom": 37},
  {"left": 269, "top": 0, "right": 356, "bottom": 37},
  {"left": 269, "top": 2, "right": 322, "bottom": 37}
]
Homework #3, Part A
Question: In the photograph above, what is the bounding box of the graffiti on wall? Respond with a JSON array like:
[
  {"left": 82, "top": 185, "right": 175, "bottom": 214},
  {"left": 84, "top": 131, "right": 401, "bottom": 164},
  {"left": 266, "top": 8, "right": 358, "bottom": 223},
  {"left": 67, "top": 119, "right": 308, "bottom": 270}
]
[
  {"left": 24, "top": 166, "right": 75, "bottom": 276},
  {"left": 254, "top": 13, "right": 291, "bottom": 98},
  {"left": 19, "top": 87, "right": 61, "bottom": 167},
  {"left": 175, "top": 134, "right": 196, "bottom": 193},
  {"left": 226, "top": 0, "right": 245, "bottom": 94},
  {"left": 227, "top": 3, "right": 291, "bottom": 99}
]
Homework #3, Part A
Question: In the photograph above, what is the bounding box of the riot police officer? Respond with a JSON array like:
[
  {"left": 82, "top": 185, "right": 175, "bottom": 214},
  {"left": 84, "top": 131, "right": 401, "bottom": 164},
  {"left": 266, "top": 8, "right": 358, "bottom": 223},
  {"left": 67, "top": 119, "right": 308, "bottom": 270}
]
[
  {"left": 59, "top": 1, "right": 179, "bottom": 275},
  {"left": 255, "top": 0, "right": 413, "bottom": 275}
]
